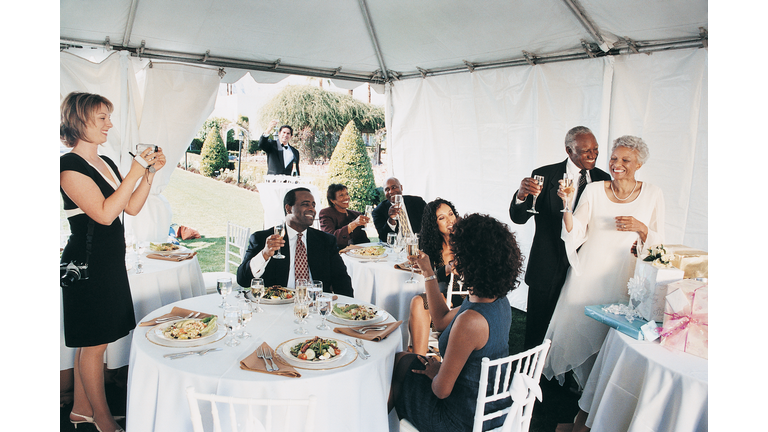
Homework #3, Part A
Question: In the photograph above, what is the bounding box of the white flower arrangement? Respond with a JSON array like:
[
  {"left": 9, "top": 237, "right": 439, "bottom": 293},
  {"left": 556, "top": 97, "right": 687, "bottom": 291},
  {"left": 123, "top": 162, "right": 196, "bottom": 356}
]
[{"left": 642, "top": 244, "right": 673, "bottom": 268}]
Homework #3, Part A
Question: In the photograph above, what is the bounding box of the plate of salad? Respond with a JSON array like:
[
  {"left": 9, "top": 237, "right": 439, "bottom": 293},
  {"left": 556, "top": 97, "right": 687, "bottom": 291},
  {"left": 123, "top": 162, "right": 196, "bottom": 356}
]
[
  {"left": 346, "top": 245, "right": 387, "bottom": 260},
  {"left": 282, "top": 336, "right": 347, "bottom": 364},
  {"left": 246, "top": 285, "right": 295, "bottom": 305},
  {"left": 327, "top": 303, "right": 388, "bottom": 326},
  {"left": 154, "top": 316, "right": 218, "bottom": 342}
]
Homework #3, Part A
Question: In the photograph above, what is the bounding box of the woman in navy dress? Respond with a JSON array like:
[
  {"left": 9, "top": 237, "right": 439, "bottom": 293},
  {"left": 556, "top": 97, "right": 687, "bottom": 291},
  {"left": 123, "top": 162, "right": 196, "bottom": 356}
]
[
  {"left": 60, "top": 92, "right": 166, "bottom": 432},
  {"left": 389, "top": 214, "right": 524, "bottom": 431}
]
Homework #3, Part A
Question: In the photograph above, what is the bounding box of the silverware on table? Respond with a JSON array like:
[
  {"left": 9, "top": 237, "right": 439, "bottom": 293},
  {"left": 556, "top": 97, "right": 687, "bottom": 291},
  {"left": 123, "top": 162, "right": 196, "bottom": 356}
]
[
  {"left": 165, "top": 348, "right": 221, "bottom": 359},
  {"left": 256, "top": 346, "right": 274, "bottom": 371},
  {"left": 346, "top": 338, "right": 368, "bottom": 359},
  {"left": 263, "top": 348, "right": 279, "bottom": 371},
  {"left": 355, "top": 338, "right": 371, "bottom": 357},
  {"left": 352, "top": 325, "right": 386, "bottom": 334}
]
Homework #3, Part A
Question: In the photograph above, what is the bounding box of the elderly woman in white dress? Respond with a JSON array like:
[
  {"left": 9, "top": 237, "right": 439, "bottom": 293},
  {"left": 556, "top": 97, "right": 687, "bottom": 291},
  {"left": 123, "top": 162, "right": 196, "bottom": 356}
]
[{"left": 543, "top": 135, "right": 665, "bottom": 390}]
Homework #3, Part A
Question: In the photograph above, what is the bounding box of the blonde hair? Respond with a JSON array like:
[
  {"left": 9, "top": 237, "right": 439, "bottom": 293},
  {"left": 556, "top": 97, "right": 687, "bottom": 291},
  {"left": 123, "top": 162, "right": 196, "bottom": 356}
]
[{"left": 60, "top": 92, "right": 114, "bottom": 148}]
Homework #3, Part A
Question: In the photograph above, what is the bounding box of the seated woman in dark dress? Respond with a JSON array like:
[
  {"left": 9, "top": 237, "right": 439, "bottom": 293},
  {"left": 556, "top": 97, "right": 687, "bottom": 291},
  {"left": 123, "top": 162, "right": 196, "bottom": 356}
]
[
  {"left": 389, "top": 214, "right": 524, "bottom": 432},
  {"left": 318, "top": 183, "right": 370, "bottom": 249}
]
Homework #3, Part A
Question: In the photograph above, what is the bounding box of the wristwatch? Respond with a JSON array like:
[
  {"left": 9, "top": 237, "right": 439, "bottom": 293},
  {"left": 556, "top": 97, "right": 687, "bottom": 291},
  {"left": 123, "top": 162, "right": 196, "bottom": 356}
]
[{"left": 423, "top": 274, "right": 437, "bottom": 282}]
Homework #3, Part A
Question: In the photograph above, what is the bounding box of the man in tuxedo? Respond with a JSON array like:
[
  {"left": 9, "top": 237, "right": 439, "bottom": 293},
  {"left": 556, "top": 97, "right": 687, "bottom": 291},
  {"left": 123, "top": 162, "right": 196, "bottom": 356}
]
[
  {"left": 510, "top": 126, "right": 611, "bottom": 350},
  {"left": 372, "top": 177, "right": 427, "bottom": 241},
  {"left": 258, "top": 119, "right": 300, "bottom": 176},
  {"left": 237, "top": 188, "right": 353, "bottom": 297}
]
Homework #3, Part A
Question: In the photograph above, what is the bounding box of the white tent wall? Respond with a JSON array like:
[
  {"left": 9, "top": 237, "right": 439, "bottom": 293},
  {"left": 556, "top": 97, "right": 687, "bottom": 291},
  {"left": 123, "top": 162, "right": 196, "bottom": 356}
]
[
  {"left": 387, "top": 48, "right": 707, "bottom": 305},
  {"left": 60, "top": 52, "right": 220, "bottom": 245}
]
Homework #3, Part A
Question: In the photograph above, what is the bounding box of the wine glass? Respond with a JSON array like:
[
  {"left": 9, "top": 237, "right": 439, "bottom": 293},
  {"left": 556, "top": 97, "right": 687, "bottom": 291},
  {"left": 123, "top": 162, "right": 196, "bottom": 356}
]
[
  {"left": 273, "top": 223, "right": 286, "bottom": 259},
  {"left": 560, "top": 173, "right": 575, "bottom": 213},
  {"left": 391, "top": 195, "right": 403, "bottom": 220},
  {"left": 316, "top": 293, "right": 332, "bottom": 330},
  {"left": 293, "top": 296, "right": 309, "bottom": 335},
  {"left": 308, "top": 280, "right": 323, "bottom": 315},
  {"left": 136, "top": 241, "right": 147, "bottom": 274},
  {"left": 365, "top": 205, "right": 374, "bottom": 221},
  {"left": 527, "top": 175, "right": 545, "bottom": 214},
  {"left": 387, "top": 233, "right": 397, "bottom": 250},
  {"left": 236, "top": 299, "right": 252, "bottom": 339},
  {"left": 216, "top": 278, "right": 232, "bottom": 308},
  {"left": 295, "top": 279, "right": 309, "bottom": 303},
  {"left": 223, "top": 306, "right": 242, "bottom": 347},
  {"left": 250, "top": 278, "right": 264, "bottom": 313},
  {"left": 405, "top": 234, "right": 420, "bottom": 285}
]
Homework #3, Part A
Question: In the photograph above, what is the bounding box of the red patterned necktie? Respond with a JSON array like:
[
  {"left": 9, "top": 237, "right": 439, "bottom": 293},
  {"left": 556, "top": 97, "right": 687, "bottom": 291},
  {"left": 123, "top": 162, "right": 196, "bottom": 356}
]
[{"left": 295, "top": 232, "right": 309, "bottom": 282}]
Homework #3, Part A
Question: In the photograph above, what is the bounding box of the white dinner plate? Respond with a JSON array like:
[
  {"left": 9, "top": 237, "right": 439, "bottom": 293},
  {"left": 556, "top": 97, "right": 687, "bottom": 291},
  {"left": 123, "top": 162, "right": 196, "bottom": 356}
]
[
  {"left": 326, "top": 304, "right": 388, "bottom": 326},
  {"left": 146, "top": 319, "right": 226, "bottom": 348},
  {"left": 275, "top": 337, "right": 357, "bottom": 370},
  {"left": 246, "top": 287, "right": 296, "bottom": 305},
  {"left": 153, "top": 318, "right": 219, "bottom": 343},
  {"left": 346, "top": 249, "right": 388, "bottom": 260}
]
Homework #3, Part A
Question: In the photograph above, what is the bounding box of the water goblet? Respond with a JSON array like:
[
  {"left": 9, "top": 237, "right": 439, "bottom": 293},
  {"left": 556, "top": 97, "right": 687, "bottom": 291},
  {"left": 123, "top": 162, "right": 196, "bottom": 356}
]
[
  {"left": 250, "top": 278, "right": 265, "bottom": 313},
  {"left": 293, "top": 296, "right": 309, "bottom": 335},
  {"left": 308, "top": 280, "right": 323, "bottom": 315},
  {"left": 273, "top": 223, "right": 286, "bottom": 259},
  {"left": 527, "top": 175, "right": 545, "bottom": 214},
  {"left": 223, "top": 306, "right": 242, "bottom": 347},
  {"left": 216, "top": 278, "right": 232, "bottom": 308},
  {"left": 136, "top": 241, "right": 147, "bottom": 274},
  {"left": 236, "top": 299, "right": 252, "bottom": 339},
  {"left": 316, "top": 293, "right": 332, "bottom": 330},
  {"left": 387, "top": 233, "right": 397, "bottom": 250}
]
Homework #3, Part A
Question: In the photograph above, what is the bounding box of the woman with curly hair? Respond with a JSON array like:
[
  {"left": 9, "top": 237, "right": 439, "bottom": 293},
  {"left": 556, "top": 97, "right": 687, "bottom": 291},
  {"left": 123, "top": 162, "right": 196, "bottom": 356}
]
[
  {"left": 407, "top": 198, "right": 460, "bottom": 355},
  {"left": 389, "top": 214, "right": 524, "bottom": 431}
]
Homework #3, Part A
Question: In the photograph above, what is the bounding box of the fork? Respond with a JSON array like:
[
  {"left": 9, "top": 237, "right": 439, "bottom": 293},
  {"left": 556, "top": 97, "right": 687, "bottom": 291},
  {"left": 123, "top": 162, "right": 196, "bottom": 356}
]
[
  {"left": 263, "top": 348, "right": 279, "bottom": 371},
  {"left": 352, "top": 326, "right": 387, "bottom": 334},
  {"left": 256, "top": 346, "right": 273, "bottom": 371},
  {"left": 355, "top": 339, "right": 371, "bottom": 357}
]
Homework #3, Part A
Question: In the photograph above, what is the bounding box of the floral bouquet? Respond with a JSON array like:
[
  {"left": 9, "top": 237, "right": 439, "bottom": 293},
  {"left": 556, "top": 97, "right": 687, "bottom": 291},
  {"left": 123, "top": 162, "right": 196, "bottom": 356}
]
[{"left": 642, "top": 244, "right": 674, "bottom": 268}]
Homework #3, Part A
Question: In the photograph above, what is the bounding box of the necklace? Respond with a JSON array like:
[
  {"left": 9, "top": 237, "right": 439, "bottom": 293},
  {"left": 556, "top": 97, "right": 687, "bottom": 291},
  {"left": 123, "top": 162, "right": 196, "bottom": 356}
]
[{"left": 611, "top": 180, "right": 638, "bottom": 201}]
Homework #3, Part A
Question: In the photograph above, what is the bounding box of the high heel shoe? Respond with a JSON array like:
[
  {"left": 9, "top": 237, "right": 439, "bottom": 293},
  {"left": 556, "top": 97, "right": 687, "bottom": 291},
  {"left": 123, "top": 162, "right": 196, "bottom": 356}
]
[{"left": 70, "top": 412, "right": 94, "bottom": 428}]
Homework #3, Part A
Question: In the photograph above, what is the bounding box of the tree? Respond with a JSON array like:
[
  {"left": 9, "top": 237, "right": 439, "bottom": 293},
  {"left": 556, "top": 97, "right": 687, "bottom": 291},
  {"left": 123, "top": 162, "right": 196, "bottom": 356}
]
[
  {"left": 199, "top": 125, "right": 228, "bottom": 177},
  {"left": 258, "top": 85, "right": 385, "bottom": 163},
  {"left": 327, "top": 121, "right": 379, "bottom": 212}
]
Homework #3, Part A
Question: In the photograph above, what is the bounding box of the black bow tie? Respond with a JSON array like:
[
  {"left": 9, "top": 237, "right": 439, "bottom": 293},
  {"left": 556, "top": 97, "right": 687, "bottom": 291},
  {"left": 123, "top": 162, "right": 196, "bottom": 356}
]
[{"left": 282, "top": 145, "right": 288, "bottom": 149}]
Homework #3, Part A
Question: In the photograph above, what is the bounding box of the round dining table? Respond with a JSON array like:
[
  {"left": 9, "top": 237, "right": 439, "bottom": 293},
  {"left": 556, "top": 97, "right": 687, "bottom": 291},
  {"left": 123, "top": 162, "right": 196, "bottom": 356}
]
[
  {"left": 126, "top": 292, "right": 403, "bottom": 432},
  {"left": 60, "top": 252, "right": 206, "bottom": 370},
  {"left": 340, "top": 244, "right": 426, "bottom": 348},
  {"left": 578, "top": 328, "right": 708, "bottom": 432}
]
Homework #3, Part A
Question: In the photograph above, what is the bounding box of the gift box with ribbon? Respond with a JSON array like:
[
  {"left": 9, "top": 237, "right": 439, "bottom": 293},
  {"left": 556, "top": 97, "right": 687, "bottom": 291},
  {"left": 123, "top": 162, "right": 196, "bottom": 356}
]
[
  {"left": 664, "top": 244, "right": 708, "bottom": 279},
  {"left": 660, "top": 279, "right": 708, "bottom": 359},
  {"left": 630, "top": 257, "right": 684, "bottom": 322}
]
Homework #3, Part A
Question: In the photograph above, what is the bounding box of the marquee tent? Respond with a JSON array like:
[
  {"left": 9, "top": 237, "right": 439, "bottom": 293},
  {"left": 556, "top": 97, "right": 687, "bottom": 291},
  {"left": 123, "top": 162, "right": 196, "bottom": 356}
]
[{"left": 60, "top": 1, "right": 708, "bottom": 302}]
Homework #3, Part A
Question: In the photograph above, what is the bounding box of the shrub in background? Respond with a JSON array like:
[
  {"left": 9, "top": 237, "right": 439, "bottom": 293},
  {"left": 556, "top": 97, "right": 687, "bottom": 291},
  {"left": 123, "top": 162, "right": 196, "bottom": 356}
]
[
  {"left": 200, "top": 125, "right": 228, "bottom": 177},
  {"left": 327, "top": 121, "right": 378, "bottom": 212}
]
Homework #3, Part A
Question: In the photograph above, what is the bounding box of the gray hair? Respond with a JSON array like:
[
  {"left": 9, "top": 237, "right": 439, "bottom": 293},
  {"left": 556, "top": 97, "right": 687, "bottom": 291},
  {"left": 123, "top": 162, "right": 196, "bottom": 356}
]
[
  {"left": 611, "top": 135, "right": 650, "bottom": 164},
  {"left": 564, "top": 126, "right": 594, "bottom": 151}
]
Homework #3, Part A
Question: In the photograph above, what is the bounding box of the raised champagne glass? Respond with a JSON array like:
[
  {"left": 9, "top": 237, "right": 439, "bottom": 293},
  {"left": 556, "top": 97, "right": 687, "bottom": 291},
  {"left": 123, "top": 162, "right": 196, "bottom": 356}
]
[
  {"left": 561, "top": 173, "right": 575, "bottom": 213},
  {"left": 272, "top": 223, "right": 286, "bottom": 259},
  {"left": 527, "top": 175, "right": 545, "bottom": 214},
  {"left": 405, "top": 234, "right": 419, "bottom": 285}
]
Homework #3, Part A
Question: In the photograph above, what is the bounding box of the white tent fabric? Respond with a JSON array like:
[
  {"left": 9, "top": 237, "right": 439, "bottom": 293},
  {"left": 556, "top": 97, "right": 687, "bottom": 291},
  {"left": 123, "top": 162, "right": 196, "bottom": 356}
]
[{"left": 60, "top": 52, "right": 221, "bottom": 243}]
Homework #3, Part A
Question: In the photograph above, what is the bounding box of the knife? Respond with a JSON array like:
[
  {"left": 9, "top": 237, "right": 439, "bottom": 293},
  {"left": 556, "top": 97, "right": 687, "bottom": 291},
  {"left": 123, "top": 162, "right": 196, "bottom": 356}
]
[
  {"left": 345, "top": 338, "right": 368, "bottom": 360},
  {"left": 164, "top": 348, "right": 221, "bottom": 359}
]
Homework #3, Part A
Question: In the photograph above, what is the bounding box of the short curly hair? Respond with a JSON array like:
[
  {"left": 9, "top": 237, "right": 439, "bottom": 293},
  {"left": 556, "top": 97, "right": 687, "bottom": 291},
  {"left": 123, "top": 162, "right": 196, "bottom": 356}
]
[
  {"left": 611, "top": 135, "right": 650, "bottom": 164},
  {"left": 326, "top": 183, "right": 347, "bottom": 205},
  {"left": 60, "top": 92, "right": 114, "bottom": 148},
  {"left": 418, "top": 198, "right": 459, "bottom": 269},
  {"left": 449, "top": 213, "right": 524, "bottom": 299}
]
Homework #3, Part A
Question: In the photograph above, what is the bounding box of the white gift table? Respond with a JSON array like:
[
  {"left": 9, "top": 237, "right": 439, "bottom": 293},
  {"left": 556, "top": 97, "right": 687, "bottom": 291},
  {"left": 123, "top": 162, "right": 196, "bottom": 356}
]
[
  {"left": 126, "top": 293, "right": 402, "bottom": 432},
  {"left": 579, "top": 328, "right": 708, "bottom": 432},
  {"left": 60, "top": 253, "right": 206, "bottom": 370}
]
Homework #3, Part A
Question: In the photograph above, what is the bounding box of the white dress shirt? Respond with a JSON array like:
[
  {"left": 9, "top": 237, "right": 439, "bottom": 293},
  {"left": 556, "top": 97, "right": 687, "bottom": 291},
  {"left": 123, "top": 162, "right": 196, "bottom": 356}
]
[{"left": 248, "top": 225, "right": 312, "bottom": 288}]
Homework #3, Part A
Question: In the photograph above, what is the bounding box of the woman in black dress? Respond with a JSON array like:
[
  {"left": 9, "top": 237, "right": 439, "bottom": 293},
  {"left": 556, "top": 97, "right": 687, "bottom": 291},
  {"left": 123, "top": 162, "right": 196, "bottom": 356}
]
[{"left": 60, "top": 92, "right": 165, "bottom": 432}]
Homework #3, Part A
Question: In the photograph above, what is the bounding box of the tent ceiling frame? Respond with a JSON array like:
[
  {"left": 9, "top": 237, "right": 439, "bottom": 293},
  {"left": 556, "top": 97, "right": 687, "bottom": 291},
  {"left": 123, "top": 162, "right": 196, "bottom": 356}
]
[
  {"left": 358, "top": 0, "right": 389, "bottom": 82},
  {"left": 60, "top": 32, "right": 706, "bottom": 85},
  {"left": 561, "top": 0, "right": 611, "bottom": 52}
]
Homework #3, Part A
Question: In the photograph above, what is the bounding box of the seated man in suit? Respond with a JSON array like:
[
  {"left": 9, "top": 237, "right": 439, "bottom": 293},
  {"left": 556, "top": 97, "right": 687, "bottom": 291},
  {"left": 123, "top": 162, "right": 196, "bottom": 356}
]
[
  {"left": 258, "top": 119, "right": 300, "bottom": 176},
  {"left": 372, "top": 177, "right": 427, "bottom": 241},
  {"left": 237, "top": 187, "right": 353, "bottom": 297}
]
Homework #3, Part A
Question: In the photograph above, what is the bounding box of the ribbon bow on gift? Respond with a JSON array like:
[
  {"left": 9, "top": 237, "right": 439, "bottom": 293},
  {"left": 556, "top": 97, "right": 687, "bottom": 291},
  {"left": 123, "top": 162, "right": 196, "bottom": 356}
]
[{"left": 660, "top": 284, "right": 708, "bottom": 350}]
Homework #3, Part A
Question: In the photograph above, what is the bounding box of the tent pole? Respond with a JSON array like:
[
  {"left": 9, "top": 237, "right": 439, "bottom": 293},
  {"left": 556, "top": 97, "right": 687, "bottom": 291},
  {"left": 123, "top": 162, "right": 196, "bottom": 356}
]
[{"left": 358, "top": 0, "right": 389, "bottom": 82}]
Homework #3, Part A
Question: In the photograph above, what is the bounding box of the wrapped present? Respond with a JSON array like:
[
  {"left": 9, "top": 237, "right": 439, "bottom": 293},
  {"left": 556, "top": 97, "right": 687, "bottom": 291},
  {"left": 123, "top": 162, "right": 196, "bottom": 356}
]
[
  {"left": 660, "top": 279, "right": 708, "bottom": 359},
  {"left": 631, "top": 257, "right": 684, "bottom": 322},
  {"left": 664, "top": 244, "right": 708, "bottom": 278},
  {"left": 585, "top": 304, "right": 661, "bottom": 341}
]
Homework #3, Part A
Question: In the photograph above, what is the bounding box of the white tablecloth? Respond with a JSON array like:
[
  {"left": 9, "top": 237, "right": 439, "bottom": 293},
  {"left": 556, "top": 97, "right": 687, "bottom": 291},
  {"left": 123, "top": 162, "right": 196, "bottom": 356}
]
[
  {"left": 579, "top": 328, "right": 708, "bottom": 432},
  {"left": 60, "top": 254, "right": 206, "bottom": 370},
  {"left": 341, "top": 246, "right": 425, "bottom": 348},
  {"left": 127, "top": 293, "right": 402, "bottom": 432},
  {"left": 257, "top": 180, "right": 322, "bottom": 230}
]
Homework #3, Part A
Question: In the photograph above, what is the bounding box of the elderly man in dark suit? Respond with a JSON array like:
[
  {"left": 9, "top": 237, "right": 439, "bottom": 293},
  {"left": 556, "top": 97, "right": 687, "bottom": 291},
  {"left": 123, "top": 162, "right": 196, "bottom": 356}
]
[
  {"left": 258, "top": 119, "right": 300, "bottom": 176},
  {"left": 510, "top": 126, "right": 611, "bottom": 350},
  {"left": 237, "top": 188, "right": 353, "bottom": 297},
  {"left": 371, "top": 177, "right": 427, "bottom": 241}
]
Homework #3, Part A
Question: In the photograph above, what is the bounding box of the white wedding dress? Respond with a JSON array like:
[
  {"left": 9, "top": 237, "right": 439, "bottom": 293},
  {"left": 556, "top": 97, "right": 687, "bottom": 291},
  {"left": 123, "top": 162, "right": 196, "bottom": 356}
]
[{"left": 543, "top": 181, "right": 665, "bottom": 388}]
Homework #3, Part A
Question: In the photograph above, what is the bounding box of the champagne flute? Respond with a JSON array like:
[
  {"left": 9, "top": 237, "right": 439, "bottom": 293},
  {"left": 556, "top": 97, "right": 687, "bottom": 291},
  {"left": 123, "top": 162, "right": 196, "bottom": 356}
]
[
  {"left": 365, "top": 205, "right": 373, "bottom": 223},
  {"left": 561, "top": 173, "right": 575, "bottom": 212},
  {"left": 391, "top": 195, "right": 403, "bottom": 220},
  {"left": 273, "top": 223, "right": 286, "bottom": 259},
  {"left": 223, "top": 306, "right": 242, "bottom": 347},
  {"left": 316, "top": 293, "right": 332, "bottom": 330},
  {"left": 405, "top": 234, "right": 420, "bottom": 285},
  {"left": 236, "top": 299, "right": 252, "bottom": 339},
  {"left": 293, "top": 296, "right": 309, "bottom": 335},
  {"left": 216, "top": 278, "right": 232, "bottom": 308},
  {"left": 527, "top": 175, "right": 545, "bottom": 214},
  {"left": 250, "top": 278, "right": 264, "bottom": 313}
]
